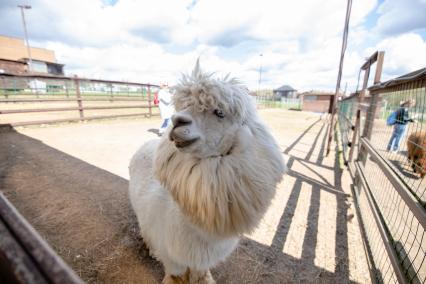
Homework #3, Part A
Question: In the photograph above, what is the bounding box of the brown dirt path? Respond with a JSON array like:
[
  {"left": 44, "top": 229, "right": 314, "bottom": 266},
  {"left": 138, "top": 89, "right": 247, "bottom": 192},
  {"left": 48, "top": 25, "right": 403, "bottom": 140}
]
[{"left": 0, "top": 109, "right": 370, "bottom": 283}]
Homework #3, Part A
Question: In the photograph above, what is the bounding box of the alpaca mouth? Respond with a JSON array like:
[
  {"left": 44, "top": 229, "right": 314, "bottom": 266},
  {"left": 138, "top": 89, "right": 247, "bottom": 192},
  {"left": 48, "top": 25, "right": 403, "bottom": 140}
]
[{"left": 174, "top": 138, "right": 199, "bottom": 148}]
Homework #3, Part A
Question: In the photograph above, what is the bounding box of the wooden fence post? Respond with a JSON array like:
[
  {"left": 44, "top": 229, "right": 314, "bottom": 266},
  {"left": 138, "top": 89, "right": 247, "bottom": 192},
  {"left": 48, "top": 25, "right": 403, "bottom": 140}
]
[
  {"left": 65, "top": 81, "right": 69, "bottom": 98},
  {"left": 2, "top": 77, "right": 8, "bottom": 100},
  {"left": 348, "top": 66, "right": 370, "bottom": 162},
  {"left": 362, "top": 51, "right": 384, "bottom": 141},
  {"left": 348, "top": 106, "right": 361, "bottom": 162},
  {"left": 359, "top": 51, "right": 384, "bottom": 164},
  {"left": 74, "top": 75, "right": 84, "bottom": 119},
  {"left": 362, "top": 93, "right": 380, "bottom": 140},
  {"left": 147, "top": 85, "right": 152, "bottom": 117},
  {"left": 14, "top": 78, "right": 17, "bottom": 96},
  {"left": 109, "top": 84, "right": 114, "bottom": 102}
]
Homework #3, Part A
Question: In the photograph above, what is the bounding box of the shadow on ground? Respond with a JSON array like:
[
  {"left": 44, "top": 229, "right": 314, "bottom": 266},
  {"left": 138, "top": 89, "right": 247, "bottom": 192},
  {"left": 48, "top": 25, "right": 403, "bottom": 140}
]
[
  {"left": 389, "top": 159, "right": 420, "bottom": 180},
  {"left": 214, "top": 118, "right": 357, "bottom": 283},
  {"left": 148, "top": 128, "right": 161, "bottom": 137},
  {"left": 0, "top": 119, "right": 359, "bottom": 283}
]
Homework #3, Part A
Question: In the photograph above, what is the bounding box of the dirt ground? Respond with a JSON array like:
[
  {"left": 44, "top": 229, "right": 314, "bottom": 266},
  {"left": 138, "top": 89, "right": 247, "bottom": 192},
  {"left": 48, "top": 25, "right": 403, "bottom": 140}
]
[{"left": 0, "top": 109, "right": 371, "bottom": 283}]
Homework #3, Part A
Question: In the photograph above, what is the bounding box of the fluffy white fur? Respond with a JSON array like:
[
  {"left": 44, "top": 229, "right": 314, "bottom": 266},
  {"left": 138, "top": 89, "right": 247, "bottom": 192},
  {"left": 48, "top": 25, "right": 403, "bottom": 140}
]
[{"left": 129, "top": 62, "right": 286, "bottom": 283}]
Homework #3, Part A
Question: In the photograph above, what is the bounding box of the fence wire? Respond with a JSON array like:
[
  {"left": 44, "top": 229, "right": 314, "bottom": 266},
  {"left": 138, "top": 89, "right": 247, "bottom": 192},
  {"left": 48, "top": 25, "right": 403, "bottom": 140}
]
[{"left": 338, "top": 72, "right": 426, "bottom": 283}]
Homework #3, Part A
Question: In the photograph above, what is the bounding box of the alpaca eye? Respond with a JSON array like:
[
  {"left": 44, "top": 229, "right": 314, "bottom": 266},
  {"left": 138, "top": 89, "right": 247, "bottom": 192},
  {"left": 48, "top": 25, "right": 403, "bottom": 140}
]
[{"left": 213, "top": 109, "right": 225, "bottom": 118}]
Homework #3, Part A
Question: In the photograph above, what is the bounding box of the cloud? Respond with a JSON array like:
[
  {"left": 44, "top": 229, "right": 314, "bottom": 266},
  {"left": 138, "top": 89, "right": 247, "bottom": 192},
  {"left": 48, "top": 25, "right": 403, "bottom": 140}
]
[
  {"left": 1, "top": 0, "right": 423, "bottom": 92},
  {"left": 375, "top": 0, "right": 426, "bottom": 35},
  {"left": 0, "top": 0, "right": 194, "bottom": 46},
  {"left": 191, "top": 0, "right": 377, "bottom": 47},
  {"left": 366, "top": 33, "right": 426, "bottom": 79}
]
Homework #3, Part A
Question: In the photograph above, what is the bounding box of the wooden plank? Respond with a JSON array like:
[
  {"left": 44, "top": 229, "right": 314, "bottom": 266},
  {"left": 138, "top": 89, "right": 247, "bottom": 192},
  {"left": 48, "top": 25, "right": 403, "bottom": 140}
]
[
  {"left": 0, "top": 193, "right": 83, "bottom": 284},
  {"left": 1, "top": 105, "right": 151, "bottom": 114},
  {"left": 0, "top": 73, "right": 160, "bottom": 88},
  {"left": 361, "top": 51, "right": 378, "bottom": 70},
  {"left": 0, "top": 112, "right": 159, "bottom": 127},
  {"left": 373, "top": 52, "right": 385, "bottom": 84},
  {"left": 0, "top": 98, "right": 150, "bottom": 103},
  {"left": 0, "top": 219, "right": 48, "bottom": 284}
]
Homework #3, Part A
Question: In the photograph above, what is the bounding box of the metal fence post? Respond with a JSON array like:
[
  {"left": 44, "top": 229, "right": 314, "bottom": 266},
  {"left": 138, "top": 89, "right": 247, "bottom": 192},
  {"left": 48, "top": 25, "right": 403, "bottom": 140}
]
[{"left": 74, "top": 75, "right": 84, "bottom": 119}]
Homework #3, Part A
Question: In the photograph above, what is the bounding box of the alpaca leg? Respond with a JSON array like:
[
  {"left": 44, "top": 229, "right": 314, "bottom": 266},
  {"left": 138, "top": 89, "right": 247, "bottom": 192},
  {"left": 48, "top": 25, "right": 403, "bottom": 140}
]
[
  {"left": 162, "top": 269, "right": 216, "bottom": 284},
  {"left": 162, "top": 269, "right": 190, "bottom": 284},
  {"left": 188, "top": 269, "right": 216, "bottom": 284},
  {"left": 162, "top": 260, "right": 188, "bottom": 284}
]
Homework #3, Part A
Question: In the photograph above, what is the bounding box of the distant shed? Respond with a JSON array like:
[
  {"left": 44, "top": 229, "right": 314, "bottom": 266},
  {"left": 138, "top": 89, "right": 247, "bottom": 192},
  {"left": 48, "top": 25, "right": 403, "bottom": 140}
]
[
  {"left": 273, "top": 85, "right": 297, "bottom": 99},
  {"left": 299, "top": 91, "right": 333, "bottom": 113}
]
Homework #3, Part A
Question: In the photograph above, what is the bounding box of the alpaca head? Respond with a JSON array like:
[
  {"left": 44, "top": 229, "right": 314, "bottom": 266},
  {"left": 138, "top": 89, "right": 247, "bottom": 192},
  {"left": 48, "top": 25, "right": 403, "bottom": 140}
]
[
  {"left": 154, "top": 61, "right": 286, "bottom": 236},
  {"left": 168, "top": 61, "right": 255, "bottom": 159}
]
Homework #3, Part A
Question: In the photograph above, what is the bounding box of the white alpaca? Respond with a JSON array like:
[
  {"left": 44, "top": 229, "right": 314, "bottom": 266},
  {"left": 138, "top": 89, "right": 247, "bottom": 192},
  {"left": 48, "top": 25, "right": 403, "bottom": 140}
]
[{"left": 129, "top": 62, "right": 286, "bottom": 283}]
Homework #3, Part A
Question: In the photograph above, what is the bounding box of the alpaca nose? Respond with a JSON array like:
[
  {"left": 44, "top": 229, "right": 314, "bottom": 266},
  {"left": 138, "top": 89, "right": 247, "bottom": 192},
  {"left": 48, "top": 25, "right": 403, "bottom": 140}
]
[{"left": 172, "top": 113, "right": 192, "bottom": 128}]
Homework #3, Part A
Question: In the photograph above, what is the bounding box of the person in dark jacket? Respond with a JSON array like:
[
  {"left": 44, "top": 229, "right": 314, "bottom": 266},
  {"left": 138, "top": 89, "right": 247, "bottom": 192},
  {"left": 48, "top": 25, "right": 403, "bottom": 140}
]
[{"left": 387, "top": 99, "right": 415, "bottom": 152}]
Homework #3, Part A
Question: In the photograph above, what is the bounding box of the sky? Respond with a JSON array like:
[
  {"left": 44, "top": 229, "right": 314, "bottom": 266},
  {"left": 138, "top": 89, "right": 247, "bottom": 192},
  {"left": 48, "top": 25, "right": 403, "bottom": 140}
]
[{"left": 1, "top": 0, "right": 425, "bottom": 92}]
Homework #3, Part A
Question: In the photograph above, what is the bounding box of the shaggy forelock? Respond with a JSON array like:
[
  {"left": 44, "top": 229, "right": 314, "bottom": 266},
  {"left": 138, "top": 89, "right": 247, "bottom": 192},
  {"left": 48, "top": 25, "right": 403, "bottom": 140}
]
[
  {"left": 173, "top": 67, "right": 253, "bottom": 122},
  {"left": 152, "top": 62, "right": 286, "bottom": 237}
]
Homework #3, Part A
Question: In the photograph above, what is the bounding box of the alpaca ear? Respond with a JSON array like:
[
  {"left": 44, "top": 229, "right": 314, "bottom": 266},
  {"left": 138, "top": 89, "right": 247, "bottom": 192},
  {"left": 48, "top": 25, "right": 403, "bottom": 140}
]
[{"left": 192, "top": 58, "right": 201, "bottom": 78}]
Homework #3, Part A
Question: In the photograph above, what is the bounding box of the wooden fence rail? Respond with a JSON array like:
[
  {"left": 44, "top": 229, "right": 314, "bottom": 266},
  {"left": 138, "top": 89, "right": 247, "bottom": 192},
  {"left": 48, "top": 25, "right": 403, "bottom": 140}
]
[
  {"left": 0, "top": 73, "right": 160, "bottom": 127},
  {"left": 0, "top": 193, "right": 83, "bottom": 284}
]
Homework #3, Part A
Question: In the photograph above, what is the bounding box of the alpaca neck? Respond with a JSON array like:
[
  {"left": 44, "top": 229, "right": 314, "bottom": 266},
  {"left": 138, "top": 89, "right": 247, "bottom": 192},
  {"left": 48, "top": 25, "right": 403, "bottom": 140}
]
[{"left": 154, "top": 127, "right": 285, "bottom": 237}]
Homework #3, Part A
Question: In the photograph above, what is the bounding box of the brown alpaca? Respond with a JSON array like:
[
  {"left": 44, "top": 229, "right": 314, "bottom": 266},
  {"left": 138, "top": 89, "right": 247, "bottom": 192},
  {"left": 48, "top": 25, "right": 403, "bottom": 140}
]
[{"left": 407, "top": 131, "right": 426, "bottom": 178}]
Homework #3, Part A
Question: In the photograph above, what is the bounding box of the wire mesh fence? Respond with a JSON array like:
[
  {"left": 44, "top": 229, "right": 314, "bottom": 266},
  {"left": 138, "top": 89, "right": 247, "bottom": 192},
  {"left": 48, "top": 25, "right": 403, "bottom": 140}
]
[
  {"left": 0, "top": 73, "right": 160, "bottom": 126},
  {"left": 338, "top": 95, "right": 359, "bottom": 162},
  {"left": 338, "top": 64, "right": 426, "bottom": 283},
  {"left": 253, "top": 95, "right": 302, "bottom": 110},
  {"left": 368, "top": 81, "right": 426, "bottom": 203}
]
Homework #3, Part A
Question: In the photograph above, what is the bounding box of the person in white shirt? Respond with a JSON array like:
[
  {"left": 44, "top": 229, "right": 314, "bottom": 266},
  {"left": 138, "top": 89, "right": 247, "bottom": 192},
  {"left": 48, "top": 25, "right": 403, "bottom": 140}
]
[{"left": 158, "top": 83, "right": 174, "bottom": 135}]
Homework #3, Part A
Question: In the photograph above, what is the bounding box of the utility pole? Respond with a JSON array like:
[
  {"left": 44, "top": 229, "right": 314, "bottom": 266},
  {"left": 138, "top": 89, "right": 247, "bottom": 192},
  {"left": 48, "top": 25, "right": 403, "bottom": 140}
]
[
  {"left": 326, "top": 0, "right": 352, "bottom": 156},
  {"left": 18, "top": 4, "right": 32, "bottom": 72}
]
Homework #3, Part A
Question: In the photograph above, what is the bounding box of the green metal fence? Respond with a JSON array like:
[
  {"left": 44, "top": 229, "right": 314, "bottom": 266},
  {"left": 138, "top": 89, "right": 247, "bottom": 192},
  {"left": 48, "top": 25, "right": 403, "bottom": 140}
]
[{"left": 254, "top": 96, "right": 301, "bottom": 110}]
